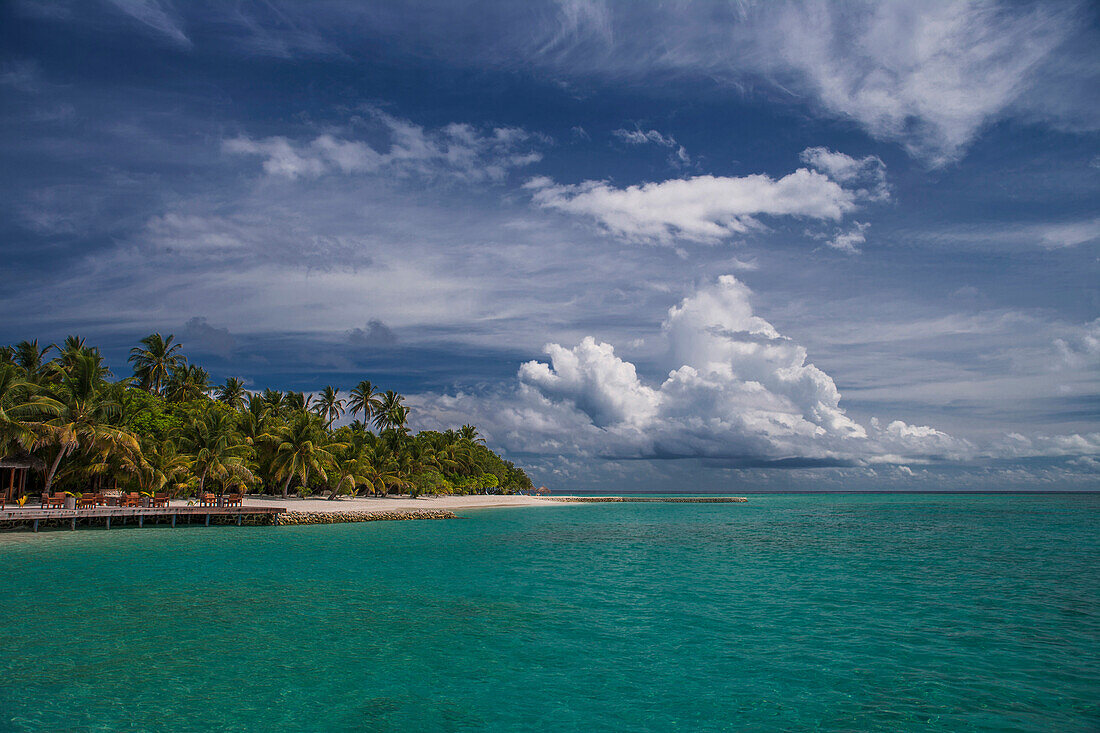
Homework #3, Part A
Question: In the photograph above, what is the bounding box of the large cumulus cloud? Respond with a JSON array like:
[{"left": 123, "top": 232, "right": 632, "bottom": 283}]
[{"left": 414, "top": 275, "right": 980, "bottom": 466}]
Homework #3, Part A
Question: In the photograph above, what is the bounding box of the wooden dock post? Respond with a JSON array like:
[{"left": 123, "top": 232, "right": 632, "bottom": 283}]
[
  {"left": 139, "top": 515, "right": 144, "bottom": 528},
  {"left": 205, "top": 514, "right": 210, "bottom": 526},
  {"left": 33, "top": 519, "right": 38, "bottom": 532},
  {"left": 70, "top": 518, "right": 76, "bottom": 530},
  {"left": 171, "top": 514, "right": 176, "bottom": 528},
  {"left": 236, "top": 514, "right": 242, "bottom": 526},
  {"left": 105, "top": 516, "right": 110, "bottom": 530}
]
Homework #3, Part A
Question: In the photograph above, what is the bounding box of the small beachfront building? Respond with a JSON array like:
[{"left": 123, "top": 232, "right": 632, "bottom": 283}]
[{"left": 1, "top": 461, "right": 31, "bottom": 503}]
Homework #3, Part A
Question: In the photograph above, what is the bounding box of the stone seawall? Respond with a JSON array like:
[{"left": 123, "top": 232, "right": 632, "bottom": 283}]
[
  {"left": 540, "top": 496, "right": 748, "bottom": 503},
  {"left": 274, "top": 509, "right": 457, "bottom": 525}
]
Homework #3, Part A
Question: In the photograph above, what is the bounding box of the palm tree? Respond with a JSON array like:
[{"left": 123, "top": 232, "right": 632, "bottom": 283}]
[
  {"left": 0, "top": 365, "right": 56, "bottom": 459},
  {"left": 271, "top": 412, "right": 340, "bottom": 498},
  {"left": 122, "top": 438, "right": 193, "bottom": 498},
  {"left": 325, "top": 448, "right": 369, "bottom": 500},
  {"left": 285, "top": 391, "right": 312, "bottom": 413},
  {"left": 315, "top": 386, "right": 344, "bottom": 427},
  {"left": 52, "top": 337, "right": 111, "bottom": 383},
  {"left": 215, "top": 377, "right": 248, "bottom": 410},
  {"left": 348, "top": 380, "right": 382, "bottom": 425},
  {"left": 35, "top": 354, "right": 141, "bottom": 493},
  {"left": 356, "top": 441, "right": 403, "bottom": 497},
  {"left": 459, "top": 424, "right": 484, "bottom": 444},
  {"left": 14, "top": 339, "right": 54, "bottom": 385},
  {"left": 373, "top": 391, "right": 407, "bottom": 432},
  {"left": 129, "top": 333, "right": 184, "bottom": 395},
  {"left": 261, "top": 389, "right": 286, "bottom": 415},
  {"left": 165, "top": 364, "right": 210, "bottom": 402},
  {"left": 176, "top": 409, "right": 254, "bottom": 494}
]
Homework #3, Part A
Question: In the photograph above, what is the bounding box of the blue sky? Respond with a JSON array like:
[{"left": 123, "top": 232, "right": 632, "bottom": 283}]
[{"left": 2, "top": 0, "right": 1098, "bottom": 490}]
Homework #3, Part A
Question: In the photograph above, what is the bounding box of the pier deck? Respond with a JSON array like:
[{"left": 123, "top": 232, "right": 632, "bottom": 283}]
[{"left": 0, "top": 505, "right": 286, "bottom": 532}]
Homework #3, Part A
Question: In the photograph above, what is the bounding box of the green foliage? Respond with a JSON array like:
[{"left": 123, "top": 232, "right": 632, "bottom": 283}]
[
  {"left": 119, "top": 388, "right": 183, "bottom": 442},
  {"left": 0, "top": 333, "right": 536, "bottom": 499}
]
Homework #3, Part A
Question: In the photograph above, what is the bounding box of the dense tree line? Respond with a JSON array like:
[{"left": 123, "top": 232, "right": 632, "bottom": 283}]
[{"left": 0, "top": 334, "right": 533, "bottom": 499}]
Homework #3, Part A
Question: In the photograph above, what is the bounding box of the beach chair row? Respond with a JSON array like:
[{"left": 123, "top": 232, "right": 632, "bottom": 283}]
[{"left": 37, "top": 492, "right": 171, "bottom": 509}]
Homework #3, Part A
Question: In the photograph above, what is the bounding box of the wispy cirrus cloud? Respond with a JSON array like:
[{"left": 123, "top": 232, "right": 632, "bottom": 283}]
[
  {"left": 21, "top": 1, "right": 1095, "bottom": 164},
  {"left": 103, "top": 0, "right": 191, "bottom": 47},
  {"left": 612, "top": 127, "right": 691, "bottom": 168},
  {"left": 225, "top": 109, "right": 544, "bottom": 183},
  {"left": 524, "top": 0, "right": 1094, "bottom": 166}
]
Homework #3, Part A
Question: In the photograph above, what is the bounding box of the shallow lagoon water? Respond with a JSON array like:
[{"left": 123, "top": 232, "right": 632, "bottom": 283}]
[{"left": 1, "top": 494, "right": 1098, "bottom": 731}]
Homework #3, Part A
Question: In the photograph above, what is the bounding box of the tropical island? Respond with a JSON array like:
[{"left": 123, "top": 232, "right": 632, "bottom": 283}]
[{"left": 0, "top": 333, "right": 535, "bottom": 508}]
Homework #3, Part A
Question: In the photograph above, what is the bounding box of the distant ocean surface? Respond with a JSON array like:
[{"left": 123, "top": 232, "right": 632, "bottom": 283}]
[{"left": 2, "top": 494, "right": 1098, "bottom": 731}]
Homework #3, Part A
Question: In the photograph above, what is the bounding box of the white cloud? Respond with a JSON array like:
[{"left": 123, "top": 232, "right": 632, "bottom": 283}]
[
  {"left": 224, "top": 110, "right": 543, "bottom": 183},
  {"left": 526, "top": 163, "right": 864, "bottom": 244},
  {"left": 990, "top": 432, "right": 1100, "bottom": 459},
  {"left": 103, "top": 0, "right": 191, "bottom": 47},
  {"left": 612, "top": 127, "right": 691, "bottom": 167},
  {"left": 826, "top": 221, "right": 870, "bottom": 254},
  {"left": 519, "top": 0, "right": 1090, "bottom": 165},
  {"left": 222, "top": 136, "right": 328, "bottom": 179},
  {"left": 1035, "top": 218, "right": 1100, "bottom": 249},
  {"left": 799, "top": 147, "right": 890, "bottom": 201},
  {"left": 761, "top": 1, "right": 1077, "bottom": 165},
  {"left": 519, "top": 337, "right": 659, "bottom": 428},
  {"left": 416, "top": 275, "right": 987, "bottom": 465},
  {"left": 415, "top": 276, "right": 1097, "bottom": 477},
  {"left": 1053, "top": 319, "right": 1100, "bottom": 370}
]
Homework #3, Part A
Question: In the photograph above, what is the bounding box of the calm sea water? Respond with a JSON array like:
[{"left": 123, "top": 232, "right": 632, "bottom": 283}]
[{"left": 1, "top": 494, "right": 1098, "bottom": 732}]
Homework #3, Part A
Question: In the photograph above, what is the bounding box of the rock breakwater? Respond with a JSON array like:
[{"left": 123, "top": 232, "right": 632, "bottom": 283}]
[{"left": 274, "top": 509, "right": 457, "bottom": 525}]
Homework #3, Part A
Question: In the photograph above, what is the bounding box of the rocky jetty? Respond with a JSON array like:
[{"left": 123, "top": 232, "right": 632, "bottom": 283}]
[{"left": 273, "top": 509, "right": 457, "bottom": 525}]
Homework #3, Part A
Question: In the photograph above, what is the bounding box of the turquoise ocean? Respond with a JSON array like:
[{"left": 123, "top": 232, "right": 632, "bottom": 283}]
[{"left": 1, "top": 494, "right": 1098, "bottom": 732}]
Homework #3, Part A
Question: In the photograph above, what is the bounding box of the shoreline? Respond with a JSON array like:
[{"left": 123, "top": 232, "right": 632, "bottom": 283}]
[
  {"left": 0, "top": 495, "right": 751, "bottom": 533},
  {"left": 248, "top": 494, "right": 748, "bottom": 525},
  {"left": 240, "top": 494, "right": 567, "bottom": 515}
]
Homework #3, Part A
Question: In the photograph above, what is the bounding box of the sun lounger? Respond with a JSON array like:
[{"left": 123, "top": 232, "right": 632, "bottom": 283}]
[
  {"left": 152, "top": 493, "right": 169, "bottom": 507},
  {"left": 122, "top": 492, "right": 141, "bottom": 507},
  {"left": 198, "top": 493, "right": 217, "bottom": 507},
  {"left": 77, "top": 493, "right": 97, "bottom": 509},
  {"left": 225, "top": 493, "right": 243, "bottom": 507}
]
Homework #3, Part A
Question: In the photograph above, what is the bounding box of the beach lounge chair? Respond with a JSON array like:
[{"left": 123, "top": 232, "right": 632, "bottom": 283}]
[
  {"left": 78, "top": 493, "right": 97, "bottom": 509},
  {"left": 122, "top": 492, "right": 141, "bottom": 507},
  {"left": 152, "top": 493, "right": 169, "bottom": 507},
  {"left": 225, "top": 493, "right": 243, "bottom": 507},
  {"left": 47, "top": 492, "right": 66, "bottom": 509},
  {"left": 198, "top": 493, "right": 217, "bottom": 507}
]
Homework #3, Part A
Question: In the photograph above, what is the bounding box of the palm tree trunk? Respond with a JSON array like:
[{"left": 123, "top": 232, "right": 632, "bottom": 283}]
[
  {"left": 198, "top": 466, "right": 208, "bottom": 494},
  {"left": 282, "top": 473, "right": 292, "bottom": 498},
  {"left": 43, "top": 449, "right": 66, "bottom": 494}
]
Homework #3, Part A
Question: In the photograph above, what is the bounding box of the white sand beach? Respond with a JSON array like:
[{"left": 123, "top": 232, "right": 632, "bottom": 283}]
[{"left": 240, "top": 494, "right": 566, "bottom": 515}]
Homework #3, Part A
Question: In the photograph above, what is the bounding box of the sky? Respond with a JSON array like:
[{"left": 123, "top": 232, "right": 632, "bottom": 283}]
[{"left": 1, "top": 0, "right": 1098, "bottom": 491}]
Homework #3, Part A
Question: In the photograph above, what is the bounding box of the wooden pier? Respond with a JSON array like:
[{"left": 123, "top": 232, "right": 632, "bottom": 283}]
[{"left": 0, "top": 505, "right": 286, "bottom": 532}]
